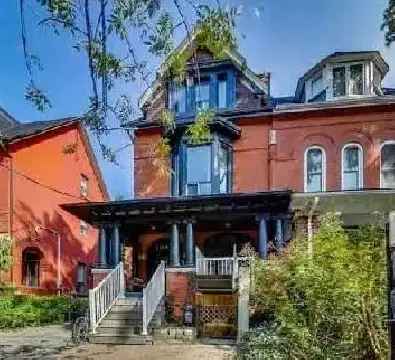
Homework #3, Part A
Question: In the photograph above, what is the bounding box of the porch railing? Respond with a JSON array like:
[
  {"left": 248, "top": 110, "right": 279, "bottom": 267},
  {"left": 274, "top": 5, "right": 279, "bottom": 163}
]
[
  {"left": 142, "top": 261, "right": 165, "bottom": 335},
  {"left": 196, "top": 257, "right": 235, "bottom": 276},
  {"left": 89, "top": 262, "right": 124, "bottom": 334}
]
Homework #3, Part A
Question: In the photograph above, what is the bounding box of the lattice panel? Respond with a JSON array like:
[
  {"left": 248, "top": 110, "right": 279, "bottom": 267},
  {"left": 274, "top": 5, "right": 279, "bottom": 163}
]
[{"left": 198, "top": 305, "right": 236, "bottom": 324}]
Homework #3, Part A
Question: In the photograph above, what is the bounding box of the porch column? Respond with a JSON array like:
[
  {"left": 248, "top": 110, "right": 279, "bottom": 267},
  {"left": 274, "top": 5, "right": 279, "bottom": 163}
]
[
  {"left": 170, "top": 222, "right": 180, "bottom": 267},
  {"left": 99, "top": 226, "right": 107, "bottom": 267},
  {"left": 258, "top": 216, "right": 268, "bottom": 259},
  {"left": 185, "top": 221, "right": 194, "bottom": 266},
  {"left": 113, "top": 224, "right": 120, "bottom": 265},
  {"left": 275, "top": 219, "right": 284, "bottom": 250}
]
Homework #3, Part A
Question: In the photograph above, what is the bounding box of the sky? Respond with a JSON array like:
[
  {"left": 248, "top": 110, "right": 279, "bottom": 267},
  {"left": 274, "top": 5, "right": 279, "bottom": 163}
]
[{"left": 0, "top": 0, "right": 394, "bottom": 200}]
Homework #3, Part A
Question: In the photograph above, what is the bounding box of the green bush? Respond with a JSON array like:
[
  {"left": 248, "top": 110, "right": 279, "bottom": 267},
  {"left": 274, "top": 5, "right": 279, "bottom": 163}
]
[
  {"left": 240, "top": 214, "right": 389, "bottom": 360},
  {"left": 0, "top": 295, "right": 87, "bottom": 328}
]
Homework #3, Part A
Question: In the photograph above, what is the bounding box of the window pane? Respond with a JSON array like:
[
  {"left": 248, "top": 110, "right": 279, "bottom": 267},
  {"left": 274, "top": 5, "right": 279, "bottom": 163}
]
[
  {"left": 219, "top": 145, "right": 229, "bottom": 193},
  {"left": 308, "top": 174, "right": 323, "bottom": 192},
  {"left": 195, "top": 80, "right": 210, "bottom": 110},
  {"left": 343, "top": 172, "right": 359, "bottom": 190},
  {"left": 186, "top": 145, "right": 211, "bottom": 184},
  {"left": 306, "top": 148, "right": 323, "bottom": 192},
  {"left": 170, "top": 84, "right": 186, "bottom": 113},
  {"left": 199, "top": 183, "right": 211, "bottom": 195},
  {"left": 344, "top": 147, "right": 360, "bottom": 172},
  {"left": 350, "top": 64, "right": 363, "bottom": 95},
  {"left": 218, "top": 74, "right": 227, "bottom": 108},
  {"left": 333, "top": 67, "right": 346, "bottom": 97},
  {"left": 381, "top": 144, "right": 395, "bottom": 188}
]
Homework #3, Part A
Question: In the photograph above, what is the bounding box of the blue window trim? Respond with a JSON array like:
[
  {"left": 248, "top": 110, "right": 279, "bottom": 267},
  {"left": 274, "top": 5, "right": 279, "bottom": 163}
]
[
  {"left": 171, "top": 132, "right": 233, "bottom": 196},
  {"left": 168, "top": 68, "right": 236, "bottom": 117}
]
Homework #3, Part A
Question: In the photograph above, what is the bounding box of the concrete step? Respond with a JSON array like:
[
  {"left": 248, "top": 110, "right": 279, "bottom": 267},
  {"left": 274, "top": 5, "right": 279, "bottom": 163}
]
[
  {"left": 96, "top": 326, "right": 142, "bottom": 336},
  {"left": 90, "top": 334, "right": 153, "bottom": 345},
  {"left": 106, "top": 311, "right": 142, "bottom": 320},
  {"left": 100, "top": 318, "right": 142, "bottom": 327},
  {"left": 125, "top": 291, "right": 143, "bottom": 298},
  {"left": 116, "top": 298, "right": 143, "bottom": 306},
  {"left": 111, "top": 304, "right": 143, "bottom": 312}
]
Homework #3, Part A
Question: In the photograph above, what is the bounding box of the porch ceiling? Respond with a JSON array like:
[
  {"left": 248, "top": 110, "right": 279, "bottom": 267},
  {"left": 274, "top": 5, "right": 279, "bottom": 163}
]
[{"left": 61, "top": 191, "right": 292, "bottom": 225}]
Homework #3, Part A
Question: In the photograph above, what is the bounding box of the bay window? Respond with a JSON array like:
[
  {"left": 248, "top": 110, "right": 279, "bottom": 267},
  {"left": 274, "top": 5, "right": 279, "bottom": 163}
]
[
  {"left": 172, "top": 134, "right": 232, "bottom": 196},
  {"left": 305, "top": 147, "right": 326, "bottom": 192},
  {"left": 195, "top": 78, "right": 210, "bottom": 111},
  {"left": 381, "top": 142, "right": 395, "bottom": 188},
  {"left": 186, "top": 145, "right": 212, "bottom": 195},
  {"left": 342, "top": 144, "right": 363, "bottom": 190}
]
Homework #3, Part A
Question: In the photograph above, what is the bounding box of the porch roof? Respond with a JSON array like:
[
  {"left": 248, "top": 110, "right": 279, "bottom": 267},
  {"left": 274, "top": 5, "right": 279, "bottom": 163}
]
[{"left": 62, "top": 191, "right": 292, "bottom": 225}]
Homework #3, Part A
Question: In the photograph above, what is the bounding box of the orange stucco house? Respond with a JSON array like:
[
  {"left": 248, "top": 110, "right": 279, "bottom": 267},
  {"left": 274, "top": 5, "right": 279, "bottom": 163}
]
[{"left": 0, "top": 108, "right": 108, "bottom": 294}]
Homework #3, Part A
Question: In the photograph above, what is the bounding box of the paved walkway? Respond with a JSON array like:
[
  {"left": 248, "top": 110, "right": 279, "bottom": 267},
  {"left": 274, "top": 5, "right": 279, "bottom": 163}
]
[
  {"left": 60, "top": 344, "right": 235, "bottom": 359},
  {"left": 0, "top": 325, "right": 235, "bottom": 359}
]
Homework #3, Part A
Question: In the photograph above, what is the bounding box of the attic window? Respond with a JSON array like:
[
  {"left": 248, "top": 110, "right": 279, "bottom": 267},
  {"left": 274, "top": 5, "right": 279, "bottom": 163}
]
[
  {"left": 333, "top": 67, "right": 346, "bottom": 97},
  {"left": 333, "top": 63, "right": 364, "bottom": 98},
  {"left": 350, "top": 64, "right": 363, "bottom": 95},
  {"left": 80, "top": 174, "right": 89, "bottom": 197}
]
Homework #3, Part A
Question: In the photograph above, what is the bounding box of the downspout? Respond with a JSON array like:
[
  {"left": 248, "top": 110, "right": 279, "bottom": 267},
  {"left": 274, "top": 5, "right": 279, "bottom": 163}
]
[
  {"left": 307, "top": 196, "right": 319, "bottom": 257},
  {"left": 6, "top": 154, "right": 14, "bottom": 283}
]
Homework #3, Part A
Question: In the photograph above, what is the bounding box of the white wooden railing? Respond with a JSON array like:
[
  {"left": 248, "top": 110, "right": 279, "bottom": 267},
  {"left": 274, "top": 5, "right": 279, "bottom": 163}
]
[
  {"left": 196, "top": 256, "right": 249, "bottom": 290},
  {"left": 89, "top": 262, "right": 125, "bottom": 334},
  {"left": 142, "top": 261, "right": 165, "bottom": 335},
  {"left": 196, "top": 257, "right": 235, "bottom": 276}
]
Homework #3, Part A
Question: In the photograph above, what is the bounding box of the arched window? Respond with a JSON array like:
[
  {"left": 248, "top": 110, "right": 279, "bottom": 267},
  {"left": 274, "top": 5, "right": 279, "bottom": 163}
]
[
  {"left": 22, "top": 248, "right": 42, "bottom": 288},
  {"left": 305, "top": 146, "right": 326, "bottom": 192},
  {"left": 381, "top": 142, "right": 395, "bottom": 189},
  {"left": 342, "top": 144, "right": 363, "bottom": 190}
]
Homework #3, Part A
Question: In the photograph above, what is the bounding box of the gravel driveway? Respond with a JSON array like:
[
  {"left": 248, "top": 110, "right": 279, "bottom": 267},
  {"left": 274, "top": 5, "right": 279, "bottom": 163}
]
[{"left": 0, "top": 325, "right": 235, "bottom": 359}]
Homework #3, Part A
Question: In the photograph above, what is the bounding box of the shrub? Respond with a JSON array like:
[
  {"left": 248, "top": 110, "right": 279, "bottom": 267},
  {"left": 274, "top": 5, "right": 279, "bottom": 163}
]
[
  {"left": 240, "top": 214, "right": 389, "bottom": 360},
  {"left": 0, "top": 295, "right": 86, "bottom": 328}
]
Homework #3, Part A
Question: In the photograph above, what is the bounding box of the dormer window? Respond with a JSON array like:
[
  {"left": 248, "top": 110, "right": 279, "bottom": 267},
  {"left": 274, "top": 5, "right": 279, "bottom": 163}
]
[
  {"left": 333, "top": 63, "right": 364, "bottom": 98},
  {"left": 350, "top": 64, "right": 363, "bottom": 95},
  {"left": 218, "top": 73, "right": 228, "bottom": 108},
  {"left": 168, "top": 70, "right": 235, "bottom": 115},
  {"left": 195, "top": 78, "right": 210, "bottom": 111},
  {"left": 169, "top": 83, "right": 186, "bottom": 113}
]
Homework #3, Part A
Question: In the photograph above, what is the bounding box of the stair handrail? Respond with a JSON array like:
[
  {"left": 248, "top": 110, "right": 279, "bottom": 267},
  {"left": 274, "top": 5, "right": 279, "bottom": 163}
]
[
  {"left": 89, "top": 262, "right": 124, "bottom": 334},
  {"left": 142, "top": 261, "right": 165, "bottom": 335}
]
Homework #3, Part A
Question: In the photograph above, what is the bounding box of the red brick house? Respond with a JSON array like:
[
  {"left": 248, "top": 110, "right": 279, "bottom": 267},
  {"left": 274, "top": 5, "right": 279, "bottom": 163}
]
[
  {"left": 0, "top": 109, "right": 108, "bottom": 294},
  {"left": 64, "top": 43, "right": 395, "bottom": 342}
]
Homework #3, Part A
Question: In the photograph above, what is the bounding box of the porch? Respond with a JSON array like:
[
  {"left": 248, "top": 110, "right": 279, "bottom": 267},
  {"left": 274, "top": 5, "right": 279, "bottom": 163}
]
[
  {"left": 64, "top": 191, "right": 292, "bottom": 280},
  {"left": 62, "top": 191, "right": 292, "bottom": 341}
]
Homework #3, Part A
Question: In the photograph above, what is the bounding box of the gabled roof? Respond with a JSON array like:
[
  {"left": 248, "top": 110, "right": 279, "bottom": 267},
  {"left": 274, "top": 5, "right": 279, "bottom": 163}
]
[
  {"left": 0, "top": 115, "right": 109, "bottom": 200},
  {"left": 295, "top": 51, "right": 389, "bottom": 101},
  {"left": 1, "top": 117, "right": 79, "bottom": 143},
  {"left": 139, "top": 32, "right": 269, "bottom": 109},
  {"left": 0, "top": 107, "right": 19, "bottom": 130}
]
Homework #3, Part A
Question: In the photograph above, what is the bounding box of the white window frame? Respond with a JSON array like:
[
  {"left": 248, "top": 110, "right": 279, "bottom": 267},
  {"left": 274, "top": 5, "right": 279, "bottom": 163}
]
[
  {"left": 380, "top": 140, "right": 395, "bottom": 189},
  {"left": 332, "top": 62, "right": 365, "bottom": 99},
  {"left": 80, "top": 174, "right": 89, "bottom": 198},
  {"left": 341, "top": 143, "right": 363, "bottom": 191},
  {"left": 80, "top": 220, "right": 89, "bottom": 236},
  {"left": 304, "top": 146, "right": 326, "bottom": 193}
]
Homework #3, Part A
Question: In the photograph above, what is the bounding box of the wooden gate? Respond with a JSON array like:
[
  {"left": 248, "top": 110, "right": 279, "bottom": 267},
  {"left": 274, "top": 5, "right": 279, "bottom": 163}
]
[{"left": 196, "top": 293, "right": 237, "bottom": 338}]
